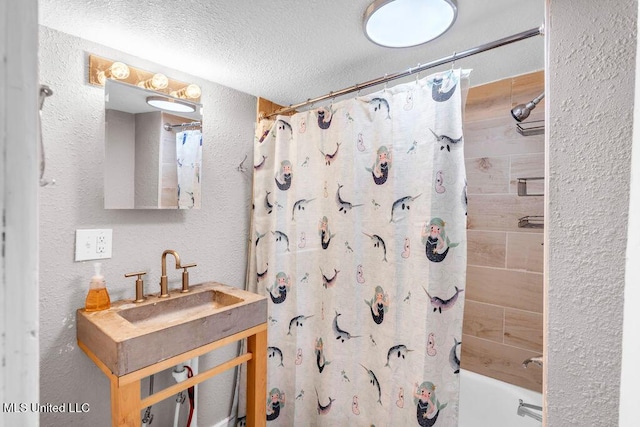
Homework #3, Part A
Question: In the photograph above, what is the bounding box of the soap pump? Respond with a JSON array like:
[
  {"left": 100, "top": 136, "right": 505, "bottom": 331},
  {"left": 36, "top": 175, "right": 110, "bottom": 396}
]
[{"left": 84, "top": 262, "right": 111, "bottom": 312}]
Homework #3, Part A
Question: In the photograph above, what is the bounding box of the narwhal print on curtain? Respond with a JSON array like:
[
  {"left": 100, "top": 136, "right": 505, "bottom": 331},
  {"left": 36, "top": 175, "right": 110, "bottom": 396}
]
[{"left": 247, "top": 69, "right": 470, "bottom": 427}]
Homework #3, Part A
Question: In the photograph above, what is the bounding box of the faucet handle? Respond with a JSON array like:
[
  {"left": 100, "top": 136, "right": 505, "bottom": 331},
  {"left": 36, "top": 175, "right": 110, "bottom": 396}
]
[
  {"left": 522, "top": 355, "right": 543, "bottom": 368},
  {"left": 125, "top": 271, "right": 147, "bottom": 303},
  {"left": 180, "top": 263, "right": 197, "bottom": 293}
]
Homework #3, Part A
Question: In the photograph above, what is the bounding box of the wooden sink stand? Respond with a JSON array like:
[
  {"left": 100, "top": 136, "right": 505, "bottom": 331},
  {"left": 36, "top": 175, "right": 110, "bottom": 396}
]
[{"left": 78, "top": 323, "right": 267, "bottom": 427}]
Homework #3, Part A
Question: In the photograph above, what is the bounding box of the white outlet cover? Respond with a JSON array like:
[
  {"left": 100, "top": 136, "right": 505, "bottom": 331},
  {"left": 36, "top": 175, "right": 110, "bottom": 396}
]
[{"left": 75, "top": 229, "right": 113, "bottom": 261}]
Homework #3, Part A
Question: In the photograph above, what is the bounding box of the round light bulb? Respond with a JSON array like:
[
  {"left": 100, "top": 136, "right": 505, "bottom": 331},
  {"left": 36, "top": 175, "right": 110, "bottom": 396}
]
[
  {"left": 110, "top": 62, "right": 130, "bottom": 80},
  {"left": 185, "top": 84, "right": 201, "bottom": 99},
  {"left": 138, "top": 73, "right": 169, "bottom": 90},
  {"left": 97, "top": 71, "right": 107, "bottom": 86},
  {"left": 151, "top": 73, "right": 169, "bottom": 90},
  {"left": 98, "top": 62, "right": 130, "bottom": 85}
]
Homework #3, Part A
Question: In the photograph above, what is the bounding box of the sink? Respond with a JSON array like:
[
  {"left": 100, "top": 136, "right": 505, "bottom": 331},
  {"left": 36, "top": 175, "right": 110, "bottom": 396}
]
[
  {"left": 117, "top": 290, "right": 244, "bottom": 326},
  {"left": 77, "top": 282, "right": 267, "bottom": 376}
]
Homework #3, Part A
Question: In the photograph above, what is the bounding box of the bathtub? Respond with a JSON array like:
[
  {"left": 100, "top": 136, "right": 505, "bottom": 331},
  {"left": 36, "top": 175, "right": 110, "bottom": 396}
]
[{"left": 458, "top": 369, "right": 543, "bottom": 427}]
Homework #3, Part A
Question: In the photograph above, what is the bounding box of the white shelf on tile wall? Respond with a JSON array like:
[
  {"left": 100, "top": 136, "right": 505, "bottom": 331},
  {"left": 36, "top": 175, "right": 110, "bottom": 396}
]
[
  {"left": 517, "top": 177, "right": 544, "bottom": 197},
  {"left": 517, "top": 216, "right": 544, "bottom": 229},
  {"left": 516, "top": 119, "right": 545, "bottom": 136}
]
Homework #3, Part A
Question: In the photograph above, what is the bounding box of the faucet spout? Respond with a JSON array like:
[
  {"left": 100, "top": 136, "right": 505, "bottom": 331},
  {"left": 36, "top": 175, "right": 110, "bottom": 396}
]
[{"left": 160, "top": 250, "right": 182, "bottom": 297}]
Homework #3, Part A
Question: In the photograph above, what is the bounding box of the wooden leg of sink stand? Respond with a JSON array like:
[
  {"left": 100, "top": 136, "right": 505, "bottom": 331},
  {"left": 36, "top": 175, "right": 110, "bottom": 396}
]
[
  {"left": 110, "top": 377, "right": 141, "bottom": 427},
  {"left": 246, "top": 327, "right": 267, "bottom": 427}
]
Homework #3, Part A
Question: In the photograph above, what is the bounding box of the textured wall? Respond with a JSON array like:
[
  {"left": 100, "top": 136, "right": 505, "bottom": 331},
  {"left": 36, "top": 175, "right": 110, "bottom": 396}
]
[
  {"left": 547, "top": 0, "right": 637, "bottom": 425},
  {"left": 38, "top": 26, "right": 256, "bottom": 426}
]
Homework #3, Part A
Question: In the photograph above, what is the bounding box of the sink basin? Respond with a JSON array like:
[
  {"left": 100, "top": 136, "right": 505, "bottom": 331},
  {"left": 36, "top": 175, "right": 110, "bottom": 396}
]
[
  {"left": 77, "top": 282, "right": 267, "bottom": 376},
  {"left": 117, "top": 290, "right": 244, "bottom": 326}
]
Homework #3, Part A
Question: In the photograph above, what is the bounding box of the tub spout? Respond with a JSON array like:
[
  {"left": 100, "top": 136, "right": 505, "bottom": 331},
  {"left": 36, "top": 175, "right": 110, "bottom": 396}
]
[
  {"left": 517, "top": 399, "right": 542, "bottom": 422},
  {"left": 522, "top": 355, "right": 543, "bottom": 368}
]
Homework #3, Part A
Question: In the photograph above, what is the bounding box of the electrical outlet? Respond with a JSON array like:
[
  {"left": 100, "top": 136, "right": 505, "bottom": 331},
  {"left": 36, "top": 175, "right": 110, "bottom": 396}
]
[
  {"left": 75, "top": 229, "right": 113, "bottom": 261},
  {"left": 96, "top": 235, "right": 107, "bottom": 253}
]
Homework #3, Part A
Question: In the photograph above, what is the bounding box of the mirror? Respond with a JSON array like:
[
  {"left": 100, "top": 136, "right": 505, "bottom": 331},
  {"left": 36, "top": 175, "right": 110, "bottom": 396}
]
[{"left": 104, "top": 79, "right": 203, "bottom": 209}]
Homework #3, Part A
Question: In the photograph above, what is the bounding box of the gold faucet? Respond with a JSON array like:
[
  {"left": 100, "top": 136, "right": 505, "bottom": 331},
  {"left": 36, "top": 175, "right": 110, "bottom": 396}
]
[
  {"left": 160, "top": 250, "right": 180, "bottom": 297},
  {"left": 160, "top": 250, "right": 197, "bottom": 297}
]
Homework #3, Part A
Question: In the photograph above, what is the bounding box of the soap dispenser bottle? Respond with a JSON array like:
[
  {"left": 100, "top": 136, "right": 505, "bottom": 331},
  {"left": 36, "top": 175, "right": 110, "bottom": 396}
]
[{"left": 85, "top": 262, "right": 111, "bottom": 312}]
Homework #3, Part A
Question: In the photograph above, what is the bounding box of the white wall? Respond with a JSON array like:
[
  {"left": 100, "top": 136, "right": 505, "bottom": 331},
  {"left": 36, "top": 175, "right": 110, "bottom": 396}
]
[
  {"left": 38, "top": 26, "right": 256, "bottom": 426},
  {"left": 546, "top": 0, "right": 637, "bottom": 425},
  {"left": 134, "top": 112, "right": 162, "bottom": 208},
  {"left": 1, "top": 1, "right": 40, "bottom": 426},
  {"left": 104, "top": 109, "right": 135, "bottom": 208}
]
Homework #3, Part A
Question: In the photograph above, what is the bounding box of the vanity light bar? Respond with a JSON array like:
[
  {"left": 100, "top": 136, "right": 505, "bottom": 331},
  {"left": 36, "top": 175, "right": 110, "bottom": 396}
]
[{"left": 88, "top": 54, "right": 201, "bottom": 102}]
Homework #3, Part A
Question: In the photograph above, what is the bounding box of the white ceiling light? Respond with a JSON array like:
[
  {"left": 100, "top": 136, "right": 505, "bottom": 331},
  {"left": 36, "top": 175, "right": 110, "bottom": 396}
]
[
  {"left": 364, "top": 0, "right": 457, "bottom": 48},
  {"left": 146, "top": 96, "right": 196, "bottom": 113}
]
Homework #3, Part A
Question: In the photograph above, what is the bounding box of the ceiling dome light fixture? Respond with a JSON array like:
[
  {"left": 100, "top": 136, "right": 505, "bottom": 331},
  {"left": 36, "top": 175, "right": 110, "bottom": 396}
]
[
  {"left": 364, "top": 0, "right": 457, "bottom": 48},
  {"left": 146, "top": 96, "right": 196, "bottom": 113}
]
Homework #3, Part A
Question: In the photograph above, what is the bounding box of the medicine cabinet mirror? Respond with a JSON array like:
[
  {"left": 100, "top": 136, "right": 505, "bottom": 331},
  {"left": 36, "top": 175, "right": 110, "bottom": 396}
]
[{"left": 104, "top": 79, "right": 203, "bottom": 209}]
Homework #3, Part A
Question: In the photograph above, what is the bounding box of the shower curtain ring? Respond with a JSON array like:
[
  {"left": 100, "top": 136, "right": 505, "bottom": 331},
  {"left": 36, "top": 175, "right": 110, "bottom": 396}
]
[
  {"left": 384, "top": 74, "right": 388, "bottom": 92},
  {"left": 451, "top": 52, "right": 456, "bottom": 70},
  {"left": 416, "top": 63, "right": 421, "bottom": 83}
]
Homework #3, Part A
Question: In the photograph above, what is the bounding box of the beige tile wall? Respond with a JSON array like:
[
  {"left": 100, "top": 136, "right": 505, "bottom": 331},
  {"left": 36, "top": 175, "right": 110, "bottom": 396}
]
[{"left": 461, "top": 70, "right": 544, "bottom": 392}]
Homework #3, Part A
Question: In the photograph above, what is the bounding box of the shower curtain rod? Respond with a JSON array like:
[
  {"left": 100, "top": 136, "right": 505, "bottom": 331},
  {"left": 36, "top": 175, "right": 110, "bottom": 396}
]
[
  {"left": 163, "top": 121, "right": 201, "bottom": 131},
  {"left": 264, "top": 25, "right": 543, "bottom": 119}
]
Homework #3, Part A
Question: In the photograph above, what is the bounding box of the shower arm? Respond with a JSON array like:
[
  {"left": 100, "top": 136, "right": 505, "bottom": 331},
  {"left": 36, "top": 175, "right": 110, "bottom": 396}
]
[
  {"left": 263, "top": 24, "right": 544, "bottom": 119},
  {"left": 522, "top": 93, "right": 544, "bottom": 112}
]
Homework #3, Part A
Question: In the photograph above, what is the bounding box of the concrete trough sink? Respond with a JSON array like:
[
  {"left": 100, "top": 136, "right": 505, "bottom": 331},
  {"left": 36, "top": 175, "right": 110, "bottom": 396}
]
[{"left": 77, "top": 282, "right": 267, "bottom": 376}]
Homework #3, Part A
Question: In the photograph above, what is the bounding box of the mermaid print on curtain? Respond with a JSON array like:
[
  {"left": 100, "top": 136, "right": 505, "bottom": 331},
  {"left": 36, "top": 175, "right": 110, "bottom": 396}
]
[{"left": 248, "top": 69, "right": 470, "bottom": 427}]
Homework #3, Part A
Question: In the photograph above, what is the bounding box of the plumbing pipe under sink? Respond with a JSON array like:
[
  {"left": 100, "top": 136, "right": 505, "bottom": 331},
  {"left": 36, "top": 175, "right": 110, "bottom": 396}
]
[
  {"left": 174, "top": 399, "right": 182, "bottom": 427},
  {"left": 173, "top": 358, "right": 199, "bottom": 427},
  {"left": 141, "top": 375, "right": 154, "bottom": 427}
]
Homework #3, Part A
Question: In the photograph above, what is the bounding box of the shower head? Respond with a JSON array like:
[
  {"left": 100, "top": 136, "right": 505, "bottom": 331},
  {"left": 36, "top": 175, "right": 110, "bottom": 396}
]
[{"left": 511, "top": 93, "right": 544, "bottom": 122}]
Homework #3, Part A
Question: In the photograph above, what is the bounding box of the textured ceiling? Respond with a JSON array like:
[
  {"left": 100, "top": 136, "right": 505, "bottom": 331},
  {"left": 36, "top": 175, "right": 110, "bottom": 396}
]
[{"left": 39, "top": 0, "right": 544, "bottom": 106}]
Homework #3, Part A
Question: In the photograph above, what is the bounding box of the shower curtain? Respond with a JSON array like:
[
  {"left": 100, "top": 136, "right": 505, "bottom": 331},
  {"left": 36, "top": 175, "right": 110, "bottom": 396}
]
[
  {"left": 247, "top": 69, "right": 470, "bottom": 427},
  {"left": 176, "top": 129, "right": 202, "bottom": 209}
]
